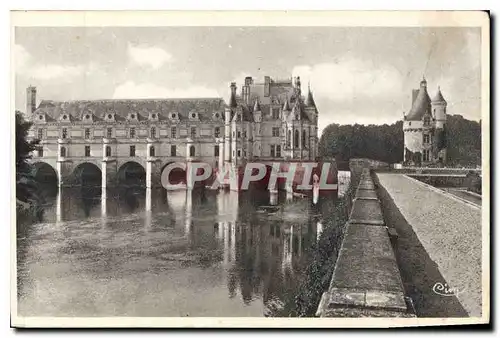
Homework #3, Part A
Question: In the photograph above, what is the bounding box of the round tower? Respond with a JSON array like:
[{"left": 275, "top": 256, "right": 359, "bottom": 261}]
[{"left": 432, "top": 86, "right": 447, "bottom": 129}]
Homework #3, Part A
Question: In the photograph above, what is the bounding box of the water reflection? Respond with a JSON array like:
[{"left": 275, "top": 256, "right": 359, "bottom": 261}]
[{"left": 18, "top": 179, "right": 342, "bottom": 317}]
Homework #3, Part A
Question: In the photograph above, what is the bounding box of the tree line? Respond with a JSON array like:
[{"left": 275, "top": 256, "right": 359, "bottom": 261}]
[{"left": 318, "top": 114, "right": 481, "bottom": 167}]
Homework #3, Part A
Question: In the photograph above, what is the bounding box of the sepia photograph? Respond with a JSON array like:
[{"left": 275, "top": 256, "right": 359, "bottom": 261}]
[{"left": 10, "top": 11, "right": 490, "bottom": 328}]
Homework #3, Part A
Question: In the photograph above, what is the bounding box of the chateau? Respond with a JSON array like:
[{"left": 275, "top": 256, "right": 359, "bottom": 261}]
[
  {"left": 26, "top": 75, "right": 319, "bottom": 188},
  {"left": 403, "top": 77, "right": 447, "bottom": 166}
]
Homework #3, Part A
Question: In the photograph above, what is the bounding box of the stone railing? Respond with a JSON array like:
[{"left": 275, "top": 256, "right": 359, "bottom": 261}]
[{"left": 316, "top": 167, "right": 416, "bottom": 317}]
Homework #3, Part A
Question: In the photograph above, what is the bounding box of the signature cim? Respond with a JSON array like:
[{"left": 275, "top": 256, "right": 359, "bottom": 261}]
[{"left": 432, "top": 282, "right": 465, "bottom": 297}]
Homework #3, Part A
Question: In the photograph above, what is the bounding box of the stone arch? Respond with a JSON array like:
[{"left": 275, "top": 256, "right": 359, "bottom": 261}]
[
  {"left": 32, "top": 161, "right": 58, "bottom": 185},
  {"left": 72, "top": 162, "right": 102, "bottom": 187},
  {"left": 117, "top": 161, "right": 146, "bottom": 187},
  {"left": 26, "top": 162, "right": 59, "bottom": 200}
]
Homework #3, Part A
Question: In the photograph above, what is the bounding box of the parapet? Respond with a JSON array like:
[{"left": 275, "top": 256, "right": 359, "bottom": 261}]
[{"left": 316, "top": 169, "right": 416, "bottom": 318}]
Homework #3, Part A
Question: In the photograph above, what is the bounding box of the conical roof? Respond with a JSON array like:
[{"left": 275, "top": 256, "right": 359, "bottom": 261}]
[
  {"left": 406, "top": 80, "right": 431, "bottom": 121},
  {"left": 283, "top": 99, "right": 290, "bottom": 111},
  {"left": 432, "top": 87, "right": 446, "bottom": 103},
  {"left": 305, "top": 88, "right": 316, "bottom": 107}
]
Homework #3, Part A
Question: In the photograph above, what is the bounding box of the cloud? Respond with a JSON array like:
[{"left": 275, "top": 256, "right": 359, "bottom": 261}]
[
  {"left": 14, "top": 44, "right": 30, "bottom": 69},
  {"left": 292, "top": 58, "right": 404, "bottom": 101},
  {"left": 127, "top": 43, "right": 173, "bottom": 69},
  {"left": 29, "top": 64, "right": 84, "bottom": 80},
  {"left": 112, "top": 81, "right": 221, "bottom": 99},
  {"left": 15, "top": 44, "right": 85, "bottom": 81}
]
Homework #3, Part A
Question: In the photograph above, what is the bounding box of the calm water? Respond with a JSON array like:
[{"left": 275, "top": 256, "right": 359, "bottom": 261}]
[{"left": 17, "top": 173, "right": 350, "bottom": 317}]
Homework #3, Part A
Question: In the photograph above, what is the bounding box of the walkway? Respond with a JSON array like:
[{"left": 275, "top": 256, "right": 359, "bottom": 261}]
[{"left": 376, "top": 173, "right": 483, "bottom": 317}]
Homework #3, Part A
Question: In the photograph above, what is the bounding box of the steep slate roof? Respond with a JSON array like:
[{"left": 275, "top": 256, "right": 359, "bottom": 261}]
[
  {"left": 432, "top": 87, "right": 446, "bottom": 103},
  {"left": 406, "top": 80, "right": 431, "bottom": 121},
  {"left": 305, "top": 89, "right": 316, "bottom": 107},
  {"left": 35, "top": 98, "right": 226, "bottom": 122}
]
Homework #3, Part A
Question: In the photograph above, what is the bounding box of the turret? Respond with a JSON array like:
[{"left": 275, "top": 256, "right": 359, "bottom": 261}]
[
  {"left": 431, "top": 86, "right": 447, "bottom": 129},
  {"left": 305, "top": 83, "right": 316, "bottom": 108}
]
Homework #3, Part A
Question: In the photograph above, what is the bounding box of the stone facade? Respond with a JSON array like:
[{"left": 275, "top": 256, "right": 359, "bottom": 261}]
[
  {"left": 26, "top": 75, "right": 319, "bottom": 188},
  {"left": 402, "top": 78, "right": 447, "bottom": 166}
]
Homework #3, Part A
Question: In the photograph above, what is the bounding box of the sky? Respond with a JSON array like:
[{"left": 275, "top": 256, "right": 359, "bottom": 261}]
[{"left": 14, "top": 26, "right": 481, "bottom": 136}]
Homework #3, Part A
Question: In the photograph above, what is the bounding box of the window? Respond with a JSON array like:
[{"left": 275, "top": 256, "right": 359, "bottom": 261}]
[
  {"left": 237, "top": 131, "right": 241, "bottom": 139},
  {"left": 107, "top": 127, "right": 113, "bottom": 139},
  {"left": 233, "top": 150, "right": 235, "bottom": 157},
  {"left": 276, "top": 145, "right": 281, "bottom": 158},
  {"left": 105, "top": 146, "right": 111, "bottom": 157},
  {"left": 287, "top": 130, "right": 291, "bottom": 148},
  {"left": 424, "top": 116, "right": 431, "bottom": 126},
  {"left": 37, "top": 147, "right": 43, "bottom": 157},
  {"left": 85, "top": 146, "right": 91, "bottom": 157},
  {"left": 237, "top": 149, "right": 242, "bottom": 158},
  {"left": 302, "top": 130, "right": 306, "bottom": 148},
  {"left": 243, "top": 130, "right": 247, "bottom": 138},
  {"left": 214, "top": 145, "right": 220, "bottom": 157},
  {"left": 62, "top": 128, "right": 68, "bottom": 139},
  {"left": 129, "top": 128, "right": 136, "bottom": 138},
  {"left": 85, "top": 128, "right": 91, "bottom": 139},
  {"left": 270, "top": 145, "right": 276, "bottom": 157},
  {"left": 423, "top": 149, "right": 430, "bottom": 162},
  {"left": 294, "top": 129, "right": 300, "bottom": 148},
  {"left": 190, "top": 127, "right": 196, "bottom": 138},
  {"left": 149, "top": 146, "right": 155, "bottom": 157},
  {"left": 60, "top": 146, "right": 66, "bottom": 157},
  {"left": 214, "top": 127, "right": 221, "bottom": 138},
  {"left": 189, "top": 145, "right": 195, "bottom": 157},
  {"left": 37, "top": 129, "right": 43, "bottom": 140},
  {"left": 150, "top": 127, "right": 156, "bottom": 138},
  {"left": 272, "top": 108, "right": 280, "bottom": 119},
  {"left": 272, "top": 127, "right": 280, "bottom": 137},
  {"left": 423, "top": 134, "right": 430, "bottom": 144},
  {"left": 171, "top": 145, "right": 176, "bottom": 156},
  {"left": 130, "top": 145, "right": 136, "bottom": 157},
  {"left": 171, "top": 127, "right": 177, "bottom": 139}
]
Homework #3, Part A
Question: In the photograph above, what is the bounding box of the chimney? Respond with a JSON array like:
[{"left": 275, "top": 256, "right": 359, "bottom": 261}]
[
  {"left": 26, "top": 86, "right": 37, "bottom": 116},
  {"left": 264, "top": 76, "right": 271, "bottom": 97},
  {"left": 229, "top": 82, "right": 237, "bottom": 108}
]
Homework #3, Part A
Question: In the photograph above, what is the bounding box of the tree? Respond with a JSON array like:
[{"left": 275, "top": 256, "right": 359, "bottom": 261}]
[
  {"left": 318, "top": 115, "right": 481, "bottom": 167},
  {"left": 16, "top": 111, "right": 39, "bottom": 205}
]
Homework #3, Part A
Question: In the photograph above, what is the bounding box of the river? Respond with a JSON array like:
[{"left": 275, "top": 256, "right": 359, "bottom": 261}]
[{"left": 17, "top": 172, "right": 350, "bottom": 317}]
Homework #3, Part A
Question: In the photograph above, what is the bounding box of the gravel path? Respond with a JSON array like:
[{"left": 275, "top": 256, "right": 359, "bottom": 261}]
[{"left": 377, "top": 173, "right": 482, "bottom": 317}]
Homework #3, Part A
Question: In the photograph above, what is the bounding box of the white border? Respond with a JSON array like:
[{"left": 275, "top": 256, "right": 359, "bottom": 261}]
[{"left": 6, "top": 9, "right": 491, "bottom": 329}]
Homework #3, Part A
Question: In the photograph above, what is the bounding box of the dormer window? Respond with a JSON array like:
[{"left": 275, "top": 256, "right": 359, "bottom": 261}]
[
  {"left": 423, "top": 116, "right": 431, "bottom": 126},
  {"left": 212, "top": 112, "right": 221, "bottom": 121},
  {"left": 83, "top": 112, "right": 93, "bottom": 123},
  {"left": 38, "top": 115, "right": 44, "bottom": 120},
  {"left": 60, "top": 114, "right": 70, "bottom": 122},
  {"left": 105, "top": 113, "right": 115, "bottom": 122},
  {"left": 128, "top": 113, "right": 138, "bottom": 121},
  {"left": 169, "top": 112, "right": 179, "bottom": 121},
  {"left": 149, "top": 112, "right": 158, "bottom": 121},
  {"left": 189, "top": 111, "right": 199, "bottom": 120}
]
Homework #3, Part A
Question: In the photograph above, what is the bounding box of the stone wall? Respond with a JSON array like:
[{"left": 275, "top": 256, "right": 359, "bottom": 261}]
[{"left": 316, "top": 168, "right": 416, "bottom": 317}]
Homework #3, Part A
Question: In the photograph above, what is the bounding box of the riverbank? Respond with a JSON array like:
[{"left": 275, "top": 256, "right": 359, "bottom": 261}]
[{"left": 267, "top": 178, "right": 355, "bottom": 317}]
